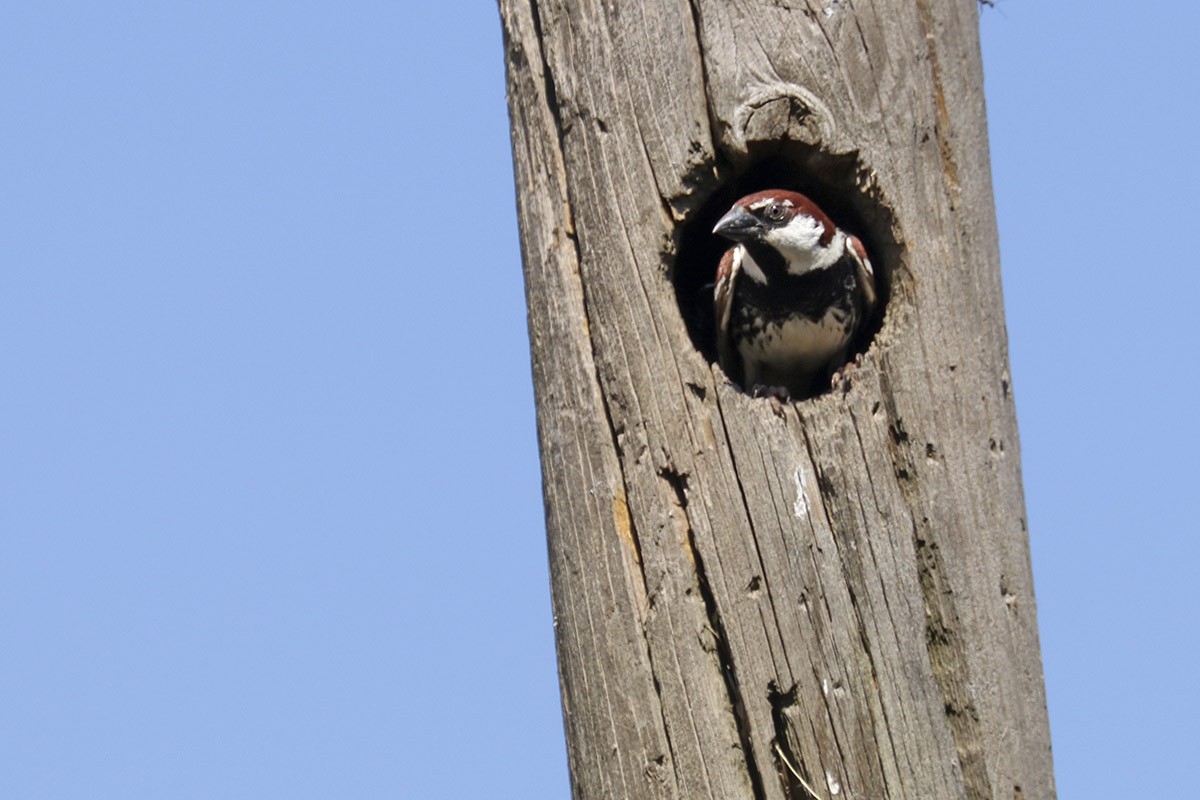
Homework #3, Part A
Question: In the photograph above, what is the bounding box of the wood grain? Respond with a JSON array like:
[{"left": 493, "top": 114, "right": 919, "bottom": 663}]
[{"left": 499, "top": 1, "right": 1054, "bottom": 797}]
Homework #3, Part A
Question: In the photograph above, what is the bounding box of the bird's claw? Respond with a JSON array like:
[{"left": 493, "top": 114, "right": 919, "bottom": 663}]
[
  {"left": 831, "top": 354, "right": 865, "bottom": 393},
  {"left": 751, "top": 384, "right": 791, "bottom": 401},
  {"left": 751, "top": 384, "right": 790, "bottom": 418}
]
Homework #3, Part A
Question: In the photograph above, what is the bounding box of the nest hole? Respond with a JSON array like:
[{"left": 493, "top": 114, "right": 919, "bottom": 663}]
[{"left": 673, "top": 144, "right": 899, "bottom": 398}]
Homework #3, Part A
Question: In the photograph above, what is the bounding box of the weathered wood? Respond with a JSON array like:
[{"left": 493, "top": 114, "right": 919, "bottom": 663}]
[{"left": 499, "top": 1, "right": 1055, "bottom": 798}]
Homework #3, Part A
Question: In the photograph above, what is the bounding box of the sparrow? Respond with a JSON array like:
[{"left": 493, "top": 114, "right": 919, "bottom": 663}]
[{"left": 712, "top": 189, "right": 877, "bottom": 399}]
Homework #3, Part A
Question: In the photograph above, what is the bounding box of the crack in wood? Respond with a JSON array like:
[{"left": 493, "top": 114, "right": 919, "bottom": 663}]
[
  {"left": 844, "top": 406, "right": 909, "bottom": 800},
  {"left": 880, "top": 371, "right": 994, "bottom": 800},
  {"left": 915, "top": 0, "right": 961, "bottom": 198},
  {"left": 526, "top": 1, "right": 566, "bottom": 170},
  {"left": 646, "top": 674, "right": 685, "bottom": 793},
  {"left": 666, "top": 462, "right": 769, "bottom": 800},
  {"left": 769, "top": 681, "right": 820, "bottom": 800},
  {"left": 685, "top": 0, "right": 724, "bottom": 163}
]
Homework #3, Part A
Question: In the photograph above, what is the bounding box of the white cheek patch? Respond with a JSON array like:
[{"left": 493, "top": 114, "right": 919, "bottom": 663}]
[
  {"left": 767, "top": 224, "right": 844, "bottom": 275},
  {"left": 766, "top": 214, "right": 823, "bottom": 254}
]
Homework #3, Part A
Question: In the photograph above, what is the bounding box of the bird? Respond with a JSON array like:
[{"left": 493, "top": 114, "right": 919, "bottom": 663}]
[{"left": 712, "top": 189, "right": 877, "bottom": 400}]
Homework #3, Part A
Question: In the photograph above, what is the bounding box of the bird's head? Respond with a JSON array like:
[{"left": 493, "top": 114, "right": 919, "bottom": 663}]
[{"left": 713, "top": 190, "right": 843, "bottom": 275}]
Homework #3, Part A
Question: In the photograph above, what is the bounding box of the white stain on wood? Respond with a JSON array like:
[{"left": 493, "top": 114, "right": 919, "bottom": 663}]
[
  {"left": 794, "top": 466, "right": 810, "bottom": 518},
  {"left": 826, "top": 770, "right": 842, "bottom": 796}
]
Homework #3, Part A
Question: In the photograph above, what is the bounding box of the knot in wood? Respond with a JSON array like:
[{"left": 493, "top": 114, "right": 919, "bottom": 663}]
[{"left": 733, "top": 83, "right": 835, "bottom": 154}]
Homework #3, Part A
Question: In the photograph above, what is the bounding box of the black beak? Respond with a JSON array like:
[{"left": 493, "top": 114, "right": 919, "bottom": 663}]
[{"left": 712, "top": 206, "right": 761, "bottom": 242}]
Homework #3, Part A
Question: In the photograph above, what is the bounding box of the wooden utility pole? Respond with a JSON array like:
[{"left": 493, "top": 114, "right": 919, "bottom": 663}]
[{"left": 500, "top": 1, "right": 1055, "bottom": 798}]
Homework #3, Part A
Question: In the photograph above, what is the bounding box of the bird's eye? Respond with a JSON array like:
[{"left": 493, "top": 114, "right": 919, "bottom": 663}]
[{"left": 765, "top": 203, "right": 786, "bottom": 221}]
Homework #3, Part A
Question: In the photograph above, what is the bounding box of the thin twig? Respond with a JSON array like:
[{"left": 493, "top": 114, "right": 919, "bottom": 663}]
[{"left": 773, "top": 741, "right": 827, "bottom": 800}]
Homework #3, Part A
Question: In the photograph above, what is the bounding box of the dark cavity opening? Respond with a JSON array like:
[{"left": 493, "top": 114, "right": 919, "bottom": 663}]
[{"left": 673, "top": 145, "right": 897, "bottom": 398}]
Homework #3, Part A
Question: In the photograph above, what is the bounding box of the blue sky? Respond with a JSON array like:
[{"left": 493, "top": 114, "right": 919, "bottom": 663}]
[{"left": 1, "top": 2, "right": 1196, "bottom": 798}]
